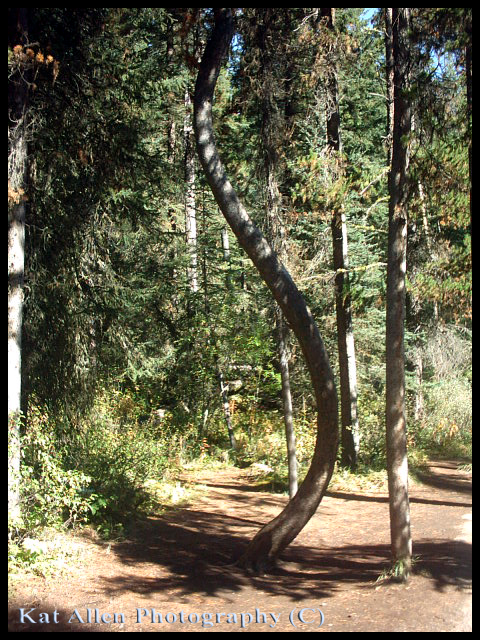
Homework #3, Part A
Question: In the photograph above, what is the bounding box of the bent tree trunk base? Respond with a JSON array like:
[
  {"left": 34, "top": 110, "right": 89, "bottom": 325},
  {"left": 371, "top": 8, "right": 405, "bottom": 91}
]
[
  {"left": 237, "top": 449, "right": 337, "bottom": 573},
  {"left": 194, "top": 9, "right": 339, "bottom": 573}
]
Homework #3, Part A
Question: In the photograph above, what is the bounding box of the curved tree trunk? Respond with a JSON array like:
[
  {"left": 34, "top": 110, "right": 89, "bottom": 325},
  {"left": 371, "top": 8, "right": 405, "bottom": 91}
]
[{"left": 193, "top": 8, "right": 339, "bottom": 573}]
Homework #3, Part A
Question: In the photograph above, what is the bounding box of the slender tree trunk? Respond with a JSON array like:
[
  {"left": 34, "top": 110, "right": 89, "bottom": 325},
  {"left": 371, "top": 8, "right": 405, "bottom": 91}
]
[
  {"left": 258, "top": 9, "right": 298, "bottom": 498},
  {"left": 184, "top": 87, "right": 199, "bottom": 295},
  {"left": 332, "top": 212, "right": 360, "bottom": 468},
  {"left": 275, "top": 307, "right": 298, "bottom": 498},
  {"left": 8, "top": 7, "right": 29, "bottom": 521},
  {"left": 221, "top": 226, "right": 232, "bottom": 291},
  {"left": 217, "top": 367, "right": 236, "bottom": 450},
  {"left": 218, "top": 225, "right": 236, "bottom": 450},
  {"left": 194, "top": 8, "right": 338, "bottom": 572},
  {"left": 385, "top": 7, "right": 412, "bottom": 580},
  {"left": 413, "top": 349, "right": 424, "bottom": 423},
  {"left": 321, "top": 7, "right": 359, "bottom": 469},
  {"left": 410, "top": 112, "right": 438, "bottom": 322}
]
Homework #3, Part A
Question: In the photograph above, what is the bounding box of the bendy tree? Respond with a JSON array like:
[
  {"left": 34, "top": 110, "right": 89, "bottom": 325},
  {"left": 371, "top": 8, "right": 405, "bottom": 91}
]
[{"left": 194, "top": 8, "right": 339, "bottom": 572}]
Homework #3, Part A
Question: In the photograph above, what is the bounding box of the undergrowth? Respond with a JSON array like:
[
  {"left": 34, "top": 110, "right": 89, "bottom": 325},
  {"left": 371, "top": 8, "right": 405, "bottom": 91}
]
[{"left": 8, "top": 382, "right": 471, "bottom": 580}]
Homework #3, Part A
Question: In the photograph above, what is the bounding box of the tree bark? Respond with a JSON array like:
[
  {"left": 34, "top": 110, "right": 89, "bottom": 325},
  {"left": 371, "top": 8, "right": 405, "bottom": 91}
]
[
  {"left": 275, "top": 307, "right": 298, "bottom": 498},
  {"left": 221, "top": 225, "right": 232, "bottom": 291},
  {"left": 8, "top": 7, "right": 29, "bottom": 521},
  {"left": 194, "top": 8, "right": 338, "bottom": 572},
  {"left": 217, "top": 367, "right": 236, "bottom": 450},
  {"left": 385, "top": 7, "right": 412, "bottom": 579},
  {"left": 217, "top": 226, "right": 236, "bottom": 450},
  {"left": 332, "top": 212, "right": 360, "bottom": 468},
  {"left": 321, "top": 7, "right": 359, "bottom": 469}
]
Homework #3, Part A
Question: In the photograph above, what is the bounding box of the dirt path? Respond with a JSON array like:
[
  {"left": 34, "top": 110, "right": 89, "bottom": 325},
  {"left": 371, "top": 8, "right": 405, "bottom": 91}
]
[{"left": 8, "top": 461, "right": 471, "bottom": 632}]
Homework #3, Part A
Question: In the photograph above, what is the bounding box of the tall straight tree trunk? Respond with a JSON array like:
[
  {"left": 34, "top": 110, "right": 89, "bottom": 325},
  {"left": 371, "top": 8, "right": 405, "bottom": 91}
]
[
  {"left": 218, "top": 225, "right": 236, "bottom": 450},
  {"left": 259, "top": 8, "right": 298, "bottom": 498},
  {"left": 321, "top": 7, "right": 359, "bottom": 469},
  {"left": 221, "top": 226, "right": 232, "bottom": 290},
  {"left": 385, "top": 7, "right": 412, "bottom": 580},
  {"left": 217, "top": 367, "right": 236, "bottom": 450},
  {"left": 8, "top": 7, "right": 29, "bottom": 520},
  {"left": 332, "top": 211, "right": 360, "bottom": 468},
  {"left": 194, "top": 8, "right": 338, "bottom": 572}
]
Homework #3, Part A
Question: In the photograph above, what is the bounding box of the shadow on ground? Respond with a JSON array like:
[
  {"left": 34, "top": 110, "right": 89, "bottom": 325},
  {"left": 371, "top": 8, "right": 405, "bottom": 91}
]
[
  {"left": 92, "top": 473, "right": 471, "bottom": 604},
  {"left": 414, "top": 461, "right": 472, "bottom": 496},
  {"left": 8, "top": 463, "right": 471, "bottom": 632}
]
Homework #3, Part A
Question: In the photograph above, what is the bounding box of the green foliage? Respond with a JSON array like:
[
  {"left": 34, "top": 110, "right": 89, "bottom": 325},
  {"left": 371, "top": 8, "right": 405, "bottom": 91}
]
[
  {"left": 11, "top": 404, "right": 96, "bottom": 541},
  {"left": 70, "top": 390, "right": 171, "bottom": 529},
  {"left": 225, "top": 406, "right": 316, "bottom": 483},
  {"left": 421, "top": 380, "right": 471, "bottom": 452},
  {"left": 377, "top": 557, "right": 415, "bottom": 584}
]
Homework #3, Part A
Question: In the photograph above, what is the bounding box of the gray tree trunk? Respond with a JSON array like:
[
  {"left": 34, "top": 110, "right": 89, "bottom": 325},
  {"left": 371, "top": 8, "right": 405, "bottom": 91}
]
[
  {"left": 217, "top": 368, "right": 236, "bottom": 450},
  {"left": 385, "top": 7, "right": 413, "bottom": 579},
  {"left": 194, "top": 9, "right": 338, "bottom": 572},
  {"left": 332, "top": 211, "right": 360, "bottom": 468},
  {"left": 221, "top": 226, "right": 232, "bottom": 291},
  {"left": 8, "top": 8, "right": 29, "bottom": 521},
  {"left": 218, "top": 226, "right": 236, "bottom": 450},
  {"left": 321, "top": 7, "right": 359, "bottom": 469},
  {"left": 275, "top": 307, "right": 298, "bottom": 498}
]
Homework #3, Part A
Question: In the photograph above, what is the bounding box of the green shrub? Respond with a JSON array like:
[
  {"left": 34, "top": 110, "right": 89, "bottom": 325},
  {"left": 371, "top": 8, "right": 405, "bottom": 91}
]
[
  {"left": 356, "top": 388, "right": 387, "bottom": 469},
  {"left": 72, "top": 390, "right": 171, "bottom": 527},
  {"left": 20, "top": 405, "right": 97, "bottom": 530},
  {"left": 8, "top": 403, "right": 97, "bottom": 574},
  {"left": 413, "top": 377, "right": 472, "bottom": 458}
]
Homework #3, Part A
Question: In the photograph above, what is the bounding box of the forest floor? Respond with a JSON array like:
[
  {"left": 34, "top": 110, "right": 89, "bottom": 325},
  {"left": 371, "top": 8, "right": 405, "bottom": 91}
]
[{"left": 8, "top": 460, "right": 471, "bottom": 633}]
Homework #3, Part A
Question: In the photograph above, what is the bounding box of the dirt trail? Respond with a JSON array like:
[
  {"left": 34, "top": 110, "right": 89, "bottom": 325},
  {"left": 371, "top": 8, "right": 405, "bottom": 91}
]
[{"left": 8, "top": 461, "right": 471, "bottom": 632}]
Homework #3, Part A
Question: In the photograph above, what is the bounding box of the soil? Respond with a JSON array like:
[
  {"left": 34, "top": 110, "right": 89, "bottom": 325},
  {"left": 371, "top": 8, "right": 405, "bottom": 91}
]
[{"left": 8, "top": 460, "right": 472, "bottom": 633}]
